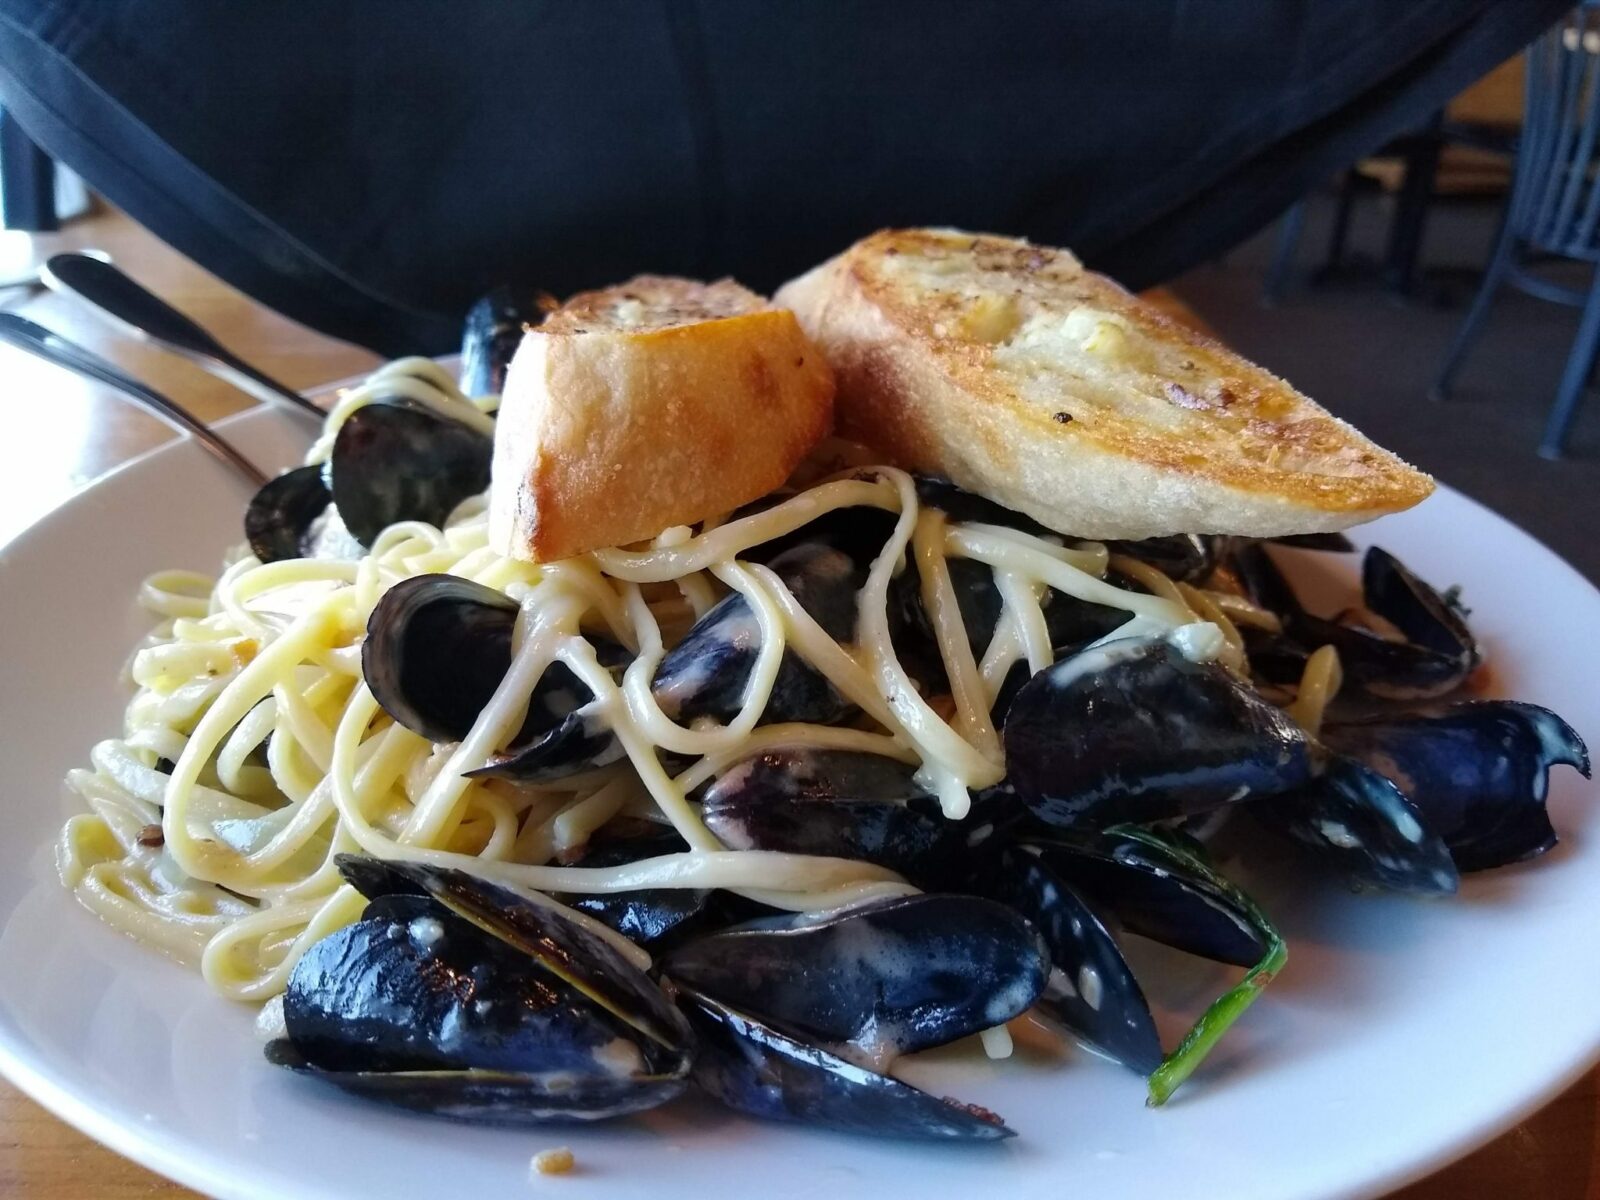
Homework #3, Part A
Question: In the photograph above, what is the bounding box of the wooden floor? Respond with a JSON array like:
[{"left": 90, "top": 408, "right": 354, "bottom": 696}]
[{"left": 1, "top": 205, "right": 1597, "bottom": 1200}]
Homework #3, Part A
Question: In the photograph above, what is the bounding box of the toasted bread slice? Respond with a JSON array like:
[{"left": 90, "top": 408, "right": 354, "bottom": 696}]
[
  {"left": 775, "top": 228, "right": 1432, "bottom": 539},
  {"left": 490, "top": 275, "right": 835, "bottom": 561}
]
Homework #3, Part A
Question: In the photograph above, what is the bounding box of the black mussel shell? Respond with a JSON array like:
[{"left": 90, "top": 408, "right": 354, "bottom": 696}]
[
  {"left": 469, "top": 697, "right": 628, "bottom": 781},
  {"left": 913, "top": 476, "right": 1056, "bottom": 538},
  {"left": 244, "top": 465, "right": 333, "bottom": 563},
  {"left": 360, "top": 573, "right": 631, "bottom": 778},
  {"left": 363, "top": 574, "right": 519, "bottom": 743},
  {"left": 988, "top": 846, "right": 1161, "bottom": 1073},
  {"left": 662, "top": 894, "right": 1047, "bottom": 1067},
  {"left": 1105, "top": 534, "right": 1216, "bottom": 582},
  {"left": 1024, "top": 835, "right": 1267, "bottom": 967},
  {"left": 1324, "top": 701, "right": 1590, "bottom": 872},
  {"left": 330, "top": 402, "right": 492, "bottom": 545},
  {"left": 654, "top": 541, "right": 859, "bottom": 726},
  {"left": 558, "top": 828, "right": 712, "bottom": 948},
  {"left": 268, "top": 862, "right": 693, "bottom": 1125},
  {"left": 741, "top": 501, "right": 900, "bottom": 570},
  {"left": 1254, "top": 757, "right": 1459, "bottom": 895},
  {"left": 699, "top": 748, "right": 1009, "bottom": 889},
  {"left": 1228, "top": 543, "right": 1479, "bottom": 700},
  {"left": 265, "top": 1038, "right": 684, "bottom": 1125},
  {"left": 678, "top": 986, "right": 1012, "bottom": 1141},
  {"left": 460, "top": 284, "right": 543, "bottom": 398},
  {"left": 1004, "top": 636, "right": 1315, "bottom": 830},
  {"left": 335, "top": 856, "right": 689, "bottom": 1048}
]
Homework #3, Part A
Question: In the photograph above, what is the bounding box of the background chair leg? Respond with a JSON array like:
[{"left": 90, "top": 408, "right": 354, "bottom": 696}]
[
  {"left": 1383, "top": 113, "right": 1444, "bottom": 297},
  {"left": 1320, "top": 170, "right": 1359, "bottom": 275},
  {"left": 0, "top": 108, "right": 58, "bottom": 232},
  {"left": 1538, "top": 268, "right": 1600, "bottom": 459},
  {"left": 1429, "top": 229, "right": 1517, "bottom": 402},
  {"left": 1262, "top": 201, "right": 1308, "bottom": 306}
]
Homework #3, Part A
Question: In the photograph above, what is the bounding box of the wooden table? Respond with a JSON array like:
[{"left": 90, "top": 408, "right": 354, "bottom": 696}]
[{"left": 1, "top": 206, "right": 1597, "bottom": 1200}]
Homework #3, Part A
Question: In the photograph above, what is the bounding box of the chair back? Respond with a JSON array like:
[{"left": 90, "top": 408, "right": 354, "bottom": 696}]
[{"left": 1518, "top": 2, "right": 1600, "bottom": 258}]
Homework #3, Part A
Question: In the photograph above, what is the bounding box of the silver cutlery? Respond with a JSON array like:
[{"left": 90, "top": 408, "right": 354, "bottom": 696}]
[
  {"left": 41, "top": 252, "right": 324, "bottom": 423},
  {"left": 0, "top": 313, "right": 268, "bottom": 487}
]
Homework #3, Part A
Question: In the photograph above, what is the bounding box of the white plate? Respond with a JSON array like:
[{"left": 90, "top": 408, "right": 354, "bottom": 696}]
[{"left": 0, "top": 401, "right": 1597, "bottom": 1200}]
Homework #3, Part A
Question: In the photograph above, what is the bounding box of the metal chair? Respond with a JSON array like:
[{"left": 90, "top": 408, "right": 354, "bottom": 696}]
[{"left": 1432, "top": 3, "right": 1600, "bottom": 457}]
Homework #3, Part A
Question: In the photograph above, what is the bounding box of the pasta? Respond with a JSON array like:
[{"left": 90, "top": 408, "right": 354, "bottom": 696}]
[{"left": 57, "top": 358, "right": 1244, "bottom": 1005}]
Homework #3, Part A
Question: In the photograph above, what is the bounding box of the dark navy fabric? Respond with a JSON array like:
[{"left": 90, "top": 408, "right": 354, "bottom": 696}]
[{"left": 0, "top": 1, "right": 1567, "bottom": 355}]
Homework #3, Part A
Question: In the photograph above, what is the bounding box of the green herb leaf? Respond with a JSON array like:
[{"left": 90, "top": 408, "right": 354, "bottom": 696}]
[{"left": 1106, "top": 824, "right": 1286, "bottom": 1107}]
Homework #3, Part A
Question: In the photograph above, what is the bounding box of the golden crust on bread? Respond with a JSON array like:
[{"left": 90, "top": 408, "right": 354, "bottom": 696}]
[
  {"left": 775, "top": 228, "right": 1433, "bottom": 539},
  {"left": 489, "top": 275, "right": 835, "bottom": 562}
]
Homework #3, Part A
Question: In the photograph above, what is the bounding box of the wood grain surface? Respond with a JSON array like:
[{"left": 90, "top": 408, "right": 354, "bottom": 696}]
[{"left": 0, "top": 205, "right": 1595, "bottom": 1200}]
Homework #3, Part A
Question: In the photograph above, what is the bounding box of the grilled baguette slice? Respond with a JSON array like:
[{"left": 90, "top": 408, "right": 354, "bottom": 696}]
[
  {"left": 775, "top": 228, "right": 1432, "bottom": 539},
  {"left": 490, "top": 275, "right": 835, "bottom": 562}
]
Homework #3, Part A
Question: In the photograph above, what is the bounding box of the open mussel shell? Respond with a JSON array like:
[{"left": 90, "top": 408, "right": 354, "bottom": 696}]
[
  {"left": 266, "top": 857, "right": 693, "bottom": 1124},
  {"left": 989, "top": 846, "right": 1161, "bottom": 1073},
  {"left": 557, "top": 827, "right": 712, "bottom": 948},
  {"left": 362, "top": 574, "right": 520, "bottom": 743},
  {"left": 459, "top": 284, "right": 543, "bottom": 398},
  {"left": 1003, "top": 636, "right": 1315, "bottom": 831},
  {"left": 361, "top": 573, "right": 631, "bottom": 779},
  {"left": 1324, "top": 701, "right": 1590, "bottom": 872},
  {"left": 1023, "top": 834, "right": 1267, "bottom": 967},
  {"left": 662, "top": 894, "right": 1047, "bottom": 1068},
  {"left": 1255, "top": 757, "right": 1459, "bottom": 895},
  {"left": 244, "top": 465, "right": 333, "bottom": 563},
  {"left": 1229, "top": 543, "right": 1479, "bottom": 700},
  {"left": 699, "top": 748, "right": 1007, "bottom": 888},
  {"left": 677, "top": 985, "right": 1013, "bottom": 1141},
  {"left": 330, "top": 402, "right": 492, "bottom": 545},
  {"left": 336, "top": 856, "right": 690, "bottom": 1048}
]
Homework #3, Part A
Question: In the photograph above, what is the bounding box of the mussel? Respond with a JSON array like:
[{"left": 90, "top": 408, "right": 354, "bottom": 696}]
[
  {"left": 557, "top": 826, "right": 713, "bottom": 948},
  {"left": 243, "top": 400, "right": 493, "bottom": 562},
  {"left": 662, "top": 894, "right": 1048, "bottom": 1069},
  {"left": 987, "top": 846, "right": 1162, "bottom": 1073},
  {"left": 459, "top": 284, "right": 544, "bottom": 398},
  {"left": 330, "top": 402, "right": 493, "bottom": 545},
  {"left": 476, "top": 541, "right": 864, "bottom": 781},
  {"left": 699, "top": 748, "right": 1006, "bottom": 888},
  {"left": 361, "top": 574, "right": 629, "bottom": 780},
  {"left": 1003, "top": 635, "right": 1315, "bottom": 830},
  {"left": 244, "top": 465, "right": 335, "bottom": 564},
  {"left": 1254, "top": 756, "right": 1460, "bottom": 895},
  {"left": 678, "top": 986, "right": 1013, "bottom": 1141},
  {"left": 265, "top": 856, "right": 694, "bottom": 1124},
  {"left": 1322, "top": 701, "right": 1590, "bottom": 871},
  {"left": 1023, "top": 832, "right": 1268, "bottom": 967},
  {"left": 1229, "top": 543, "right": 1480, "bottom": 699}
]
